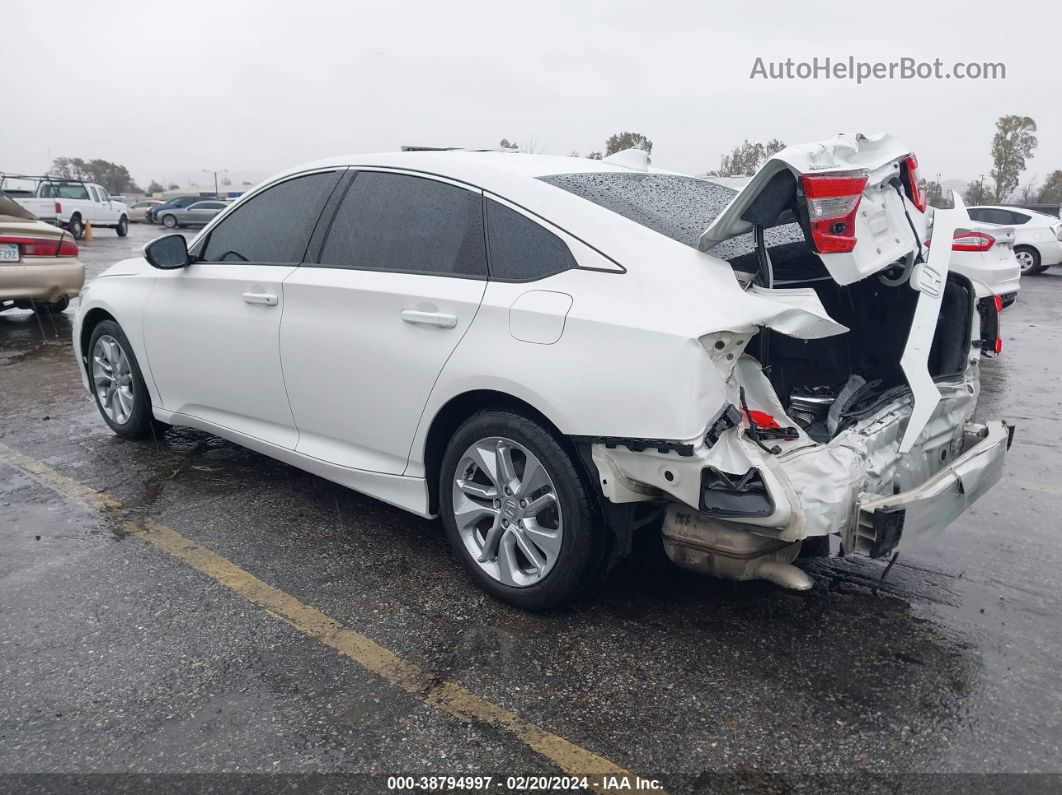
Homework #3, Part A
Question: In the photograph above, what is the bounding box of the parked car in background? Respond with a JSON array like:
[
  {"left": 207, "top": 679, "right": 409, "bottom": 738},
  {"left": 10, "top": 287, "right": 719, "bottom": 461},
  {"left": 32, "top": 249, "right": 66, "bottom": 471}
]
[
  {"left": 8, "top": 177, "right": 129, "bottom": 240},
  {"left": 128, "top": 200, "right": 164, "bottom": 222},
  {"left": 157, "top": 199, "right": 229, "bottom": 228},
  {"left": 967, "top": 205, "right": 1062, "bottom": 275},
  {"left": 146, "top": 195, "right": 217, "bottom": 224},
  {"left": 74, "top": 134, "right": 1011, "bottom": 610},
  {"left": 0, "top": 194, "right": 83, "bottom": 314},
  {"left": 927, "top": 210, "right": 1020, "bottom": 355}
]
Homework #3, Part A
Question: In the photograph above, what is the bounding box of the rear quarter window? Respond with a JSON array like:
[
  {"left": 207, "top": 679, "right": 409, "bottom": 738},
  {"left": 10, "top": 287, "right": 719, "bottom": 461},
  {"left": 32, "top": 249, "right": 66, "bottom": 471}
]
[{"left": 485, "top": 200, "right": 577, "bottom": 281}]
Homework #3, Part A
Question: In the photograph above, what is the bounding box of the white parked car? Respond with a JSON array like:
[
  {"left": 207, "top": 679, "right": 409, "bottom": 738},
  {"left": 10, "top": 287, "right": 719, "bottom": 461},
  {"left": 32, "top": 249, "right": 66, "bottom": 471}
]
[
  {"left": 73, "top": 134, "right": 1012, "bottom": 609},
  {"left": 12, "top": 178, "right": 130, "bottom": 240},
  {"left": 967, "top": 205, "right": 1062, "bottom": 275}
]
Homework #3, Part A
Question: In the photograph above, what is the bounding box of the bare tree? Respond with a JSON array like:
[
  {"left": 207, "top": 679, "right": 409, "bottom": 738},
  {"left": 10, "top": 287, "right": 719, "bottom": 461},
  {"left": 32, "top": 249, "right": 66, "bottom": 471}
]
[
  {"left": 990, "top": 115, "right": 1037, "bottom": 202},
  {"left": 586, "top": 152, "right": 603, "bottom": 160},
  {"left": 1018, "top": 176, "right": 1039, "bottom": 203},
  {"left": 499, "top": 138, "right": 519, "bottom": 151}
]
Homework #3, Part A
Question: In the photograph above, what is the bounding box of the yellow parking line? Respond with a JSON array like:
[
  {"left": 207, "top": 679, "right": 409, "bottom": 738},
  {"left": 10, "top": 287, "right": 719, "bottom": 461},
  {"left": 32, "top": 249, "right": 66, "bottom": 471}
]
[{"left": 0, "top": 441, "right": 643, "bottom": 792}]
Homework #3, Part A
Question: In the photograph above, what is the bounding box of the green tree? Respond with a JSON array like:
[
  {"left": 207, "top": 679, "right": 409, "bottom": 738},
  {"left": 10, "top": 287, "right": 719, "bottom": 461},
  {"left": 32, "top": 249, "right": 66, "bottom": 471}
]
[
  {"left": 963, "top": 179, "right": 990, "bottom": 206},
  {"left": 920, "top": 178, "right": 951, "bottom": 209},
  {"left": 49, "top": 156, "right": 142, "bottom": 194},
  {"left": 605, "top": 132, "right": 652, "bottom": 156},
  {"left": 167, "top": 183, "right": 179, "bottom": 190},
  {"left": 1038, "top": 170, "right": 1062, "bottom": 204},
  {"left": 146, "top": 180, "right": 164, "bottom": 194},
  {"left": 499, "top": 138, "right": 519, "bottom": 151},
  {"left": 989, "top": 115, "right": 1037, "bottom": 202},
  {"left": 586, "top": 151, "right": 603, "bottom": 160}
]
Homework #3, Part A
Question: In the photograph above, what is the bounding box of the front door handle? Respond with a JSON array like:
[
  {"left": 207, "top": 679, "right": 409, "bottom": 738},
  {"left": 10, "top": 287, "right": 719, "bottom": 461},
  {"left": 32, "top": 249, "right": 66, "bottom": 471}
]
[
  {"left": 400, "top": 309, "right": 458, "bottom": 329},
  {"left": 242, "top": 291, "right": 278, "bottom": 306}
]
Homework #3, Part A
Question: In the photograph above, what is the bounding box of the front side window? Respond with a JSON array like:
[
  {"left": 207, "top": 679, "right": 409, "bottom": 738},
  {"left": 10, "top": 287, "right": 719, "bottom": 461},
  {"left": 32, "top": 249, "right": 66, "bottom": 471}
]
[
  {"left": 201, "top": 171, "right": 341, "bottom": 264},
  {"left": 318, "top": 171, "right": 486, "bottom": 277},
  {"left": 485, "top": 199, "right": 577, "bottom": 281}
]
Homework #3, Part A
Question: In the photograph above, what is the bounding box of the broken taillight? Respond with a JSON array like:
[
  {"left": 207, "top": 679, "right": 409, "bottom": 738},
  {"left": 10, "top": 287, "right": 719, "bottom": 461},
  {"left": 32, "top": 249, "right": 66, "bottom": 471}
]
[
  {"left": 903, "top": 153, "right": 927, "bottom": 213},
  {"left": 800, "top": 173, "right": 868, "bottom": 254}
]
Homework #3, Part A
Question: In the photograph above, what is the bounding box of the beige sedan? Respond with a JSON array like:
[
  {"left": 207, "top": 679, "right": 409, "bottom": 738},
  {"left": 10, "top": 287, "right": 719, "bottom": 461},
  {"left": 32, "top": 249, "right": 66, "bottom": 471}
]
[
  {"left": 0, "top": 194, "right": 85, "bottom": 314},
  {"left": 128, "top": 199, "right": 164, "bottom": 222}
]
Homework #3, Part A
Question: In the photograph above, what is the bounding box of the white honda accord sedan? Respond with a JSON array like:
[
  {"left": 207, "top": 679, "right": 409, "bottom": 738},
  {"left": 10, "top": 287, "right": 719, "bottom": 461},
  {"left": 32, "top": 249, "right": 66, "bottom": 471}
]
[{"left": 74, "top": 134, "right": 1012, "bottom": 609}]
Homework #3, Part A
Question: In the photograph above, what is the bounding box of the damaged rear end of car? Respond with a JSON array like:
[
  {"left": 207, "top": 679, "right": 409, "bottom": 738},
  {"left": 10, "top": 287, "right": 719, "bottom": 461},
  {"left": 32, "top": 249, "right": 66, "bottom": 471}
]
[{"left": 574, "top": 134, "right": 1014, "bottom": 588}]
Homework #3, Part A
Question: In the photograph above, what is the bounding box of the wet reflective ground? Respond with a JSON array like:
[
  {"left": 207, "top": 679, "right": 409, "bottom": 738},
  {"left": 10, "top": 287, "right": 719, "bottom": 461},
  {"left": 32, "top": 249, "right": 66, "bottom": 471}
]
[{"left": 1, "top": 223, "right": 1060, "bottom": 786}]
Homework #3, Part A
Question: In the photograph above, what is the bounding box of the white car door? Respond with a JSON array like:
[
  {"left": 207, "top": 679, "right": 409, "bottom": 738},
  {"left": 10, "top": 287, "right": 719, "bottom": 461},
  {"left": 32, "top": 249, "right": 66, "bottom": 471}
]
[
  {"left": 94, "top": 186, "right": 117, "bottom": 224},
  {"left": 141, "top": 170, "right": 345, "bottom": 448},
  {"left": 280, "top": 169, "right": 487, "bottom": 474}
]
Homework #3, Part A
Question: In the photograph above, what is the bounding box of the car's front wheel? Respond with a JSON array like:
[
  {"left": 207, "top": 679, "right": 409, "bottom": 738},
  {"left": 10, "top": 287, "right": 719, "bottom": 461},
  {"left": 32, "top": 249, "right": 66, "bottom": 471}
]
[
  {"left": 440, "top": 410, "right": 604, "bottom": 610},
  {"left": 88, "top": 320, "right": 161, "bottom": 440}
]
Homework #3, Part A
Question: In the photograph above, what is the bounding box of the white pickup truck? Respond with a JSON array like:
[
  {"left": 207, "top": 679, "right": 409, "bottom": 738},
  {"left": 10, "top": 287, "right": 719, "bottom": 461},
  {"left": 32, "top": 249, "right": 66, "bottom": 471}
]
[{"left": 7, "top": 177, "right": 129, "bottom": 240}]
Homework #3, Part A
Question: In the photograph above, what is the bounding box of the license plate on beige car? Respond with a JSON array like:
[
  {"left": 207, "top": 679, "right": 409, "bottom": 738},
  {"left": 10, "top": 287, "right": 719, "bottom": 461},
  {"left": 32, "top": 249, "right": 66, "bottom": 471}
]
[{"left": 0, "top": 243, "right": 20, "bottom": 262}]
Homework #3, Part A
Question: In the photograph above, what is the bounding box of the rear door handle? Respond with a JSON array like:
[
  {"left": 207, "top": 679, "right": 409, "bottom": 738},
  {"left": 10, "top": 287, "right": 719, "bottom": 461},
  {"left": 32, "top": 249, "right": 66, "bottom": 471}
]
[
  {"left": 400, "top": 309, "right": 458, "bottom": 329},
  {"left": 242, "top": 291, "right": 278, "bottom": 306}
]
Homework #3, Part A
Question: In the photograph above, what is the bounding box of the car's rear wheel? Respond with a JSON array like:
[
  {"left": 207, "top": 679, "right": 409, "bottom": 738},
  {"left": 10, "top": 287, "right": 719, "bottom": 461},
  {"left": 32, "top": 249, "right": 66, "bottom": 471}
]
[
  {"left": 1015, "top": 245, "right": 1042, "bottom": 275},
  {"left": 161, "top": 214, "right": 178, "bottom": 228},
  {"left": 440, "top": 410, "right": 604, "bottom": 611},
  {"left": 68, "top": 215, "right": 84, "bottom": 240},
  {"left": 116, "top": 215, "right": 129, "bottom": 237},
  {"left": 88, "top": 320, "right": 162, "bottom": 440},
  {"left": 31, "top": 297, "right": 70, "bottom": 314}
]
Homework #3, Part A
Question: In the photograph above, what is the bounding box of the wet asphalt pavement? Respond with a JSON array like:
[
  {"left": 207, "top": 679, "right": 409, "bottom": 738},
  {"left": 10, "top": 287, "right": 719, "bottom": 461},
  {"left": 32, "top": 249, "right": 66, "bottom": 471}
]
[{"left": 1, "top": 223, "right": 1060, "bottom": 789}]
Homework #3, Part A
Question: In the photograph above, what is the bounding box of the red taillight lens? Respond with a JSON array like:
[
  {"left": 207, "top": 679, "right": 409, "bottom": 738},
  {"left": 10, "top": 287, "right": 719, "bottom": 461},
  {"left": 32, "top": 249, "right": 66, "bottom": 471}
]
[
  {"left": 994, "top": 336, "right": 1003, "bottom": 354},
  {"left": 904, "top": 153, "right": 927, "bottom": 213},
  {"left": 993, "top": 295, "right": 1003, "bottom": 312},
  {"left": 54, "top": 200, "right": 62, "bottom": 215},
  {"left": 951, "top": 230, "right": 995, "bottom": 252},
  {"left": 800, "top": 173, "right": 868, "bottom": 254},
  {"left": 0, "top": 235, "right": 78, "bottom": 258}
]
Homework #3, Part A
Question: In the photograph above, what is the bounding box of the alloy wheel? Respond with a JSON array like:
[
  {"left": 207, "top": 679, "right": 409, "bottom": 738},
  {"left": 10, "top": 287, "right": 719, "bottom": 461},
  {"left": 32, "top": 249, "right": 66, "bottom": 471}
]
[
  {"left": 1016, "top": 249, "right": 1036, "bottom": 274},
  {"left": 92, "top": 335, "right": 135, "bottom": 425},
  {"left": 451, "top": 436, "right": 563, "bottom": 587}
]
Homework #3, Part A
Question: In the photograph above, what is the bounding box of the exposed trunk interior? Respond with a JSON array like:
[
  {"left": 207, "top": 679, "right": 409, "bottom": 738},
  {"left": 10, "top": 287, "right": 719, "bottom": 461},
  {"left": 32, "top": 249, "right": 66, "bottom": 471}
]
[{"left": 733, "top": 241, "right": 974, "bottom": 442}]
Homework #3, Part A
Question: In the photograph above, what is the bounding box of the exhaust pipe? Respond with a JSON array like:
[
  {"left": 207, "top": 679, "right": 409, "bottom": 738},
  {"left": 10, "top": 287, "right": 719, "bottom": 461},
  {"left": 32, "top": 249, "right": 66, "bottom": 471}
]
[{"left": 661, "top": 504, "right": 814, "bottom": 590}]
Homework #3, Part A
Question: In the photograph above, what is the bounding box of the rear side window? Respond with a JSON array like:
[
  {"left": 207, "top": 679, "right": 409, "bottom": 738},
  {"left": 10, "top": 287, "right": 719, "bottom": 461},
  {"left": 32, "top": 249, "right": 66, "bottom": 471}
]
[
  {"left": 318, "top": 171, "right": 487, "bottom": 277},
  {"left": 1008, "top": 211, "right": 1031, "bottom": 224},
  {"left": 201, "top": 171, "right": 341, "bottom": 264},
  {"left": 485, "top": 199, "right": 577, "bottom": 280}
]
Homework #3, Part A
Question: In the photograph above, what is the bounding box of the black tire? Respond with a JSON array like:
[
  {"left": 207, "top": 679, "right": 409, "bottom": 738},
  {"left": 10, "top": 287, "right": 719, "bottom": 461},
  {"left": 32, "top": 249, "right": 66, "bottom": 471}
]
[
  {"left": 31, "top": 296, "right": 70, "bottom": 314},
  {"left": 161, "top": 214, "right": 177, "bottom": 229},
  {"left": 116, "top": 215, "right": 129, "bottom": 237},
  {"left": 1015, "top": 245, "right": 1042, "bottom": 275},
  {"left": 87, "top": 320, "right": 163, "bottom": 440},
  {"left": 439, "top": 410, "right": 605, "bottom": 611},
  {"left": 68, "top": 215, "right": 84, "bottom": 240}
]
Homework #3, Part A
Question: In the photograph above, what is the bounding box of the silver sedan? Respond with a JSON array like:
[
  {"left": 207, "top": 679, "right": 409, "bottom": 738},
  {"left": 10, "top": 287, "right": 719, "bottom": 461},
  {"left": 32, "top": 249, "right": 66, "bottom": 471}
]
[{"left": 158, "top": 200, "right": 230, "bottom": 228}]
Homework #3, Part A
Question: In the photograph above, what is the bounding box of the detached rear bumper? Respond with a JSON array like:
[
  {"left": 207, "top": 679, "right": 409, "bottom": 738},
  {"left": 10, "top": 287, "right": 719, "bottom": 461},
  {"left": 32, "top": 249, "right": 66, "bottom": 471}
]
[
  {"left": 852, "top": 420, "right": 1012, "bottom": 557},
  {"left": 0, "top": 259, "right": 85, "bottom": 302}
]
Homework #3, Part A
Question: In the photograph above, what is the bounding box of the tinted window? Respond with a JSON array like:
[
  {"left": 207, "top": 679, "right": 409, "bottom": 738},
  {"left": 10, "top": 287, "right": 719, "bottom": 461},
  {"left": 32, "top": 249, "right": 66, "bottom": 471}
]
[
  {"left": 485, "top": 199, "right": 577, "bottom": 280},
  {"left": 202, "top": 172, "right": 341, "bottom": 264},
  {"left": 980, "top": 208, "right": 1014, "bottom": 225},
  {"left": 194, "top": 201, "right": 226, "bottom": 209},
  {"left": 967, "top": 209, "right": 987, "bottom": 222},
  {"left": 319, "top": 171, "right": 486, "bottom": 277},
  {"left": 1008, "top": 210, "right": 1031, "bottom": 224}
]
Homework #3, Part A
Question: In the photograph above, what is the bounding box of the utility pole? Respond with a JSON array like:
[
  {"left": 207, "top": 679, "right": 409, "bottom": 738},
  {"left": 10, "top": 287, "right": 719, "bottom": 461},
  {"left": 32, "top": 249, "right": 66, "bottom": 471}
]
[{"left": 202, "top": 169, "right": 227, "bottom": 198}]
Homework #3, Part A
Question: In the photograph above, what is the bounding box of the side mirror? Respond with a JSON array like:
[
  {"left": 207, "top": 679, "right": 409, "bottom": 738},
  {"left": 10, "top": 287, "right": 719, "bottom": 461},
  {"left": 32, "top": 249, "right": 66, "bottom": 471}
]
[{"left": 145, "top": 234, "right": 190, "bottom": 269}]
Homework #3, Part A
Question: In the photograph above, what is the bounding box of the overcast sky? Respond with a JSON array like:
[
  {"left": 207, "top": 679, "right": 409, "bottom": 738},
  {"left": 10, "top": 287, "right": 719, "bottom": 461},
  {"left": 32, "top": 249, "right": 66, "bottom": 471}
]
[{"left": 4, "top": 0, "right": 1059, "bottom": 192}]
